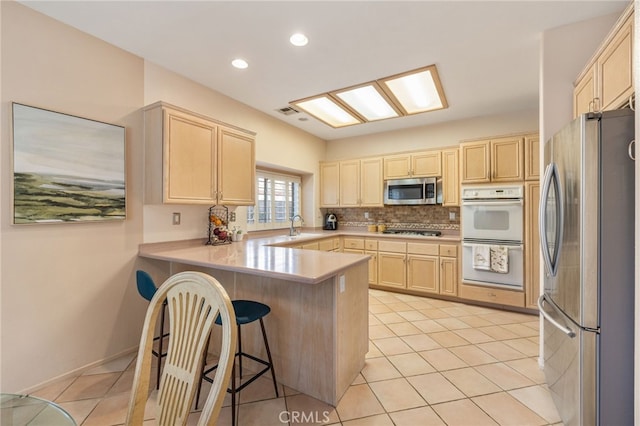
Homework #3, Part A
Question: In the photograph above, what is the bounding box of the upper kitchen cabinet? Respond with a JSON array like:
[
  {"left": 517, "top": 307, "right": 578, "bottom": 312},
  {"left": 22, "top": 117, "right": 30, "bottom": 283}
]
[
  {"left": 217, "top": 127, "right": 256, "bottom": 205},
  {"left": 461, "top": 136, "right": 524, "bottom": 183},
  {"left": 383, "top": 150, "right": 441, "bottom": 179},
  {"left": 524, "top": 134, "right": 540, "bottom": 181},
  {"left": 573, "top": 5, "right": 634, "bottom": 117},
  {"left": 320, "top": 161, "right": 340, "bottom": 207},
  {"left": 441, "top": 148, "right": 459, "bottom": 206},
  {"left": 144, "top": 102, "right": 255, "bottom": 205},
  {"left": 322, "top": 158, "right": 383, "bottom": 208}
]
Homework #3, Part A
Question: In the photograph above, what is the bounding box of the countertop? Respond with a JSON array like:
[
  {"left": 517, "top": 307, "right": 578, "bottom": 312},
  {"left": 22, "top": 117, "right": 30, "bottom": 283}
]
[{"left": 138, "top": 229, "right": 460, "bottom": 284}]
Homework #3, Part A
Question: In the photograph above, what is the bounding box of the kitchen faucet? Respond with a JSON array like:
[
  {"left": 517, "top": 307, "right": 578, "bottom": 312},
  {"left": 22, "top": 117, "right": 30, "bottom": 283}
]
[{"left": 290, "top": 215, "right": 304, "bottom": 236}]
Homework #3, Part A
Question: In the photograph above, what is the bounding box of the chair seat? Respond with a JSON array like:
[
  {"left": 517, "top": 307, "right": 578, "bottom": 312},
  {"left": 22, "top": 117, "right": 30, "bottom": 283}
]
[{"left": 215, "top": 300, "right": 271, "bottom": 325}]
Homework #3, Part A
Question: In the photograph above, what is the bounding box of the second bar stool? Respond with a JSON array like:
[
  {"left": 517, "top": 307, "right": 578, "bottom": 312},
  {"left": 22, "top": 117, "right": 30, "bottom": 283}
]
[{"left": 197, "top": 299, "right": 278, "bottom": 426}]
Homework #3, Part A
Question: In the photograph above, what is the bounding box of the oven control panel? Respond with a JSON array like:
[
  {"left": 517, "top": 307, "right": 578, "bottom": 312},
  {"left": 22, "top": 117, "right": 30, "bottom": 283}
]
[{"left": 461, "top": 185, "right": 523, "bottom": 200}]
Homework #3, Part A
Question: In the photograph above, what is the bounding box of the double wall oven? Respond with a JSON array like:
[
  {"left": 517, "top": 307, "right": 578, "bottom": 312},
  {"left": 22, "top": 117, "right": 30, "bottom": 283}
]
[{"left": 461, "top": 185, "right": 524, "bottom": 290}]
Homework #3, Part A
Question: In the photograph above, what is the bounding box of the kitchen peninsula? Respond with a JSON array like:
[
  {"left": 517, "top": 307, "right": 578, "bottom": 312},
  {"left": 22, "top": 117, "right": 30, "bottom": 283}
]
[{"left": 138, "top": 233, "right": 370, "bottom": 406}]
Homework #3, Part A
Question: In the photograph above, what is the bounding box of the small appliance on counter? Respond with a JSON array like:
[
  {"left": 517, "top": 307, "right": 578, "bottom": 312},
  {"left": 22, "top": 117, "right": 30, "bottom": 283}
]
[{"left": 323, "top": 213, "right": 338, "bottom": 230}]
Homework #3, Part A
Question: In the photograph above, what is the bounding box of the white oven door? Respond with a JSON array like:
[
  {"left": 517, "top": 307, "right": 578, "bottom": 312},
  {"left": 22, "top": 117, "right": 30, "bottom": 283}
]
[
  {"left": 461, "top": 200, "right": 523, "bottom": 241},
  {"left": 462, "top": 242, "right": 524, "bottom": 289}
]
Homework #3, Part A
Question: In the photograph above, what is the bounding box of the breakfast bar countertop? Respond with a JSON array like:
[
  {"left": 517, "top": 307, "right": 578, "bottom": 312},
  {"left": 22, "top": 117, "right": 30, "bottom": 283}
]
[
  {"left": 138, "top": 233, "right": 370, "bottom": 284},
  {"left": 138, "top": 229, "right": 460, "bottom": 285}
]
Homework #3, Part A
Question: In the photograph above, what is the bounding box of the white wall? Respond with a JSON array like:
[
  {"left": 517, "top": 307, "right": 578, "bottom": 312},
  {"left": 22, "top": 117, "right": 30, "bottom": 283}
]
[
  {"left": 142, "top": 63, "right": 326, "bottom": 242},
  {"left": 1, "top": 2, "right": 146, "bottom": 392},
  {"left": 326, "top": 109, "right": 538, "bottom": 160}
]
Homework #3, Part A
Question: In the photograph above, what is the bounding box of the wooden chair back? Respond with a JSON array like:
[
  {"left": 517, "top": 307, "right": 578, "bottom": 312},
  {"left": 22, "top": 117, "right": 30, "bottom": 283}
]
[{"left": 126, "top": 271, "right": 237, "bottom": 425}]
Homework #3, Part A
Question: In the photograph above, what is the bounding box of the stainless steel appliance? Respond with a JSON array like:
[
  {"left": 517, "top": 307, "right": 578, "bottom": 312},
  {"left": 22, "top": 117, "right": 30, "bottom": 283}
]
[
  {"left": 538, "top": 110, "right": 634, "bottom": 425},
  {"left": 323, "top": 213, "right": 338, "bottom": 230},
  {"left": 461, "top": 184, "right": 524, "bottom": 289},
  {"left": 384, "top": 177, "right": 437, "bottom": 205}
]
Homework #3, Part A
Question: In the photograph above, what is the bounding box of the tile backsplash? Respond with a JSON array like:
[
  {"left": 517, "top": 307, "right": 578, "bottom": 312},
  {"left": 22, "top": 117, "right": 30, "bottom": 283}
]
[{"left": 324, "top": 205, "right": 460, "bottom": 230}]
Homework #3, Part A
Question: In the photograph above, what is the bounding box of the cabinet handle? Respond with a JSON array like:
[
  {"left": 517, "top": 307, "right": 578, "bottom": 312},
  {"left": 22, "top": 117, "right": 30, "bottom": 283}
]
[
  {"left": 630, "top": 94, "right": 635, "bottom": 111},
  {"left": 629, "top": 140, "right": 636, "bottom": 161}
]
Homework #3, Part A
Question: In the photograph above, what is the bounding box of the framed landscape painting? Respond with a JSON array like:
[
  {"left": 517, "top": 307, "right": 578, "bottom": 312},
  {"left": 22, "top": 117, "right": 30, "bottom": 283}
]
[{"left": 12, "top": 103, "right": 126, "bottom": 224}]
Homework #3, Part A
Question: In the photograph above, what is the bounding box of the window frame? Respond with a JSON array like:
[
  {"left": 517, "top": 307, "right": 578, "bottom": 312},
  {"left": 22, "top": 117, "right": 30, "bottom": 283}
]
[{"left": 246, "top": 169, "right": 302, "bottom": 231}]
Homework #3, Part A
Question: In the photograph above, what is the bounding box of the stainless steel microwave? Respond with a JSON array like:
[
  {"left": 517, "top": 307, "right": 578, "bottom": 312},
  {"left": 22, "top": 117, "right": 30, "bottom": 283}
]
[{"left": 384, "top": 177, "right": 438, "bottom": 205}]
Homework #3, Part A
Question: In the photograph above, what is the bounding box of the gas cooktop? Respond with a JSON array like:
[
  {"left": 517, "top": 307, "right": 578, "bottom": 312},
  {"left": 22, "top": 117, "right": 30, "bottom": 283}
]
[{"left": 382, "top": 229, "right": 442, "bottom": 237}]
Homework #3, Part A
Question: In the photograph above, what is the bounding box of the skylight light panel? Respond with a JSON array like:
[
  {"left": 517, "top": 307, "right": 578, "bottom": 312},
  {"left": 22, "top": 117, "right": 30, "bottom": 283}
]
[
  {"left": 293, "top": 96, "right": 361, "bottom": 128},
  {"left": 335, "top": 85, "right": 399, "bottom": 121}
]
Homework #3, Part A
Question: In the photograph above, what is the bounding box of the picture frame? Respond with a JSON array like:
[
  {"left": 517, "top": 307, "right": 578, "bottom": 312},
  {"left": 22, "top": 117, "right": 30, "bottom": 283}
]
[{"left": 12, "top": 102, "right": 126, "bottom": 224}]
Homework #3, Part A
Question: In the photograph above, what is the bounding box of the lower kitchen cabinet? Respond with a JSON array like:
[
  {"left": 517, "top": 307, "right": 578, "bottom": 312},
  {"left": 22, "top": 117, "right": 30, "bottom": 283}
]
[
  {"left": 367, "top": 251, "right": 378, "bottom": 285},
  {"left": 407, "top": 255, "right": 439, "bottom": 293},
  {"left": 439, "top": 244, "right": 458, "bottom": 296},
  {"left": 377, "top": 241, "right": 407, "bottom": 289}
]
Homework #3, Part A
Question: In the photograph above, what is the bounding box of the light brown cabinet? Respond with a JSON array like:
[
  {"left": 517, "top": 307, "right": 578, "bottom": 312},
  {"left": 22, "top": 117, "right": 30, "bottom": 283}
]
[
  {"left": 458, "top": 283, "right": 525, "bottom": 307},
  {"left": 144, "top": 102, "right": 255, "bottom": 205},
  {"left": 460, "top": 136, "right": 524, "bottom": 183},
  {"left": 439, "top": 245, "right": 458, "bottom": 296},
  {"left": 321, "top": 158, "right": 383, "bottom": 208},
  {"left": 406, "top": 242, "right": 439, "bottom": 293},
  {"left": 441, "top": 148, "right": 459, "bottom": 206},
  {"left": 573, "top": 6, "right": 634, "bottom": 117},
  {"left": 319, "top": 162, "right": 340, "bottom": 207},
  {"left": 383, "top": 151, "right": 441, "bottom": 179},
  {"left": 371, "top": 240, "right": 460, "bottom": 297},
  {"left": 524, "top": 134, "right": 540, "bottom": 181},
  {"left": 525, "top": 182, "right": 540, "bottom": 309}
]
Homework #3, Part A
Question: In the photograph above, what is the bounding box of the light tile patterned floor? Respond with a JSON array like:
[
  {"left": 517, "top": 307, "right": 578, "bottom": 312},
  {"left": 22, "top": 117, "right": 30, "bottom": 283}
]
[{"left": 30, "top": 289, "right": 562, "bottom": 425}]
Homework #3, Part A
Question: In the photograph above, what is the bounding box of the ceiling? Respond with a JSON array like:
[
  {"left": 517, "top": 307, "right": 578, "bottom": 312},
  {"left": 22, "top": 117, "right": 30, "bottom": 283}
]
[{"left": 20, "top": 1, "right": 629, "bottom": 141}]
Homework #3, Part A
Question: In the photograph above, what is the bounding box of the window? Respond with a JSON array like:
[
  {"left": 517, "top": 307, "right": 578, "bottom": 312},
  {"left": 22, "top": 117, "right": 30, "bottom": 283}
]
[{"left": 247, "top": 170, "right": 301, "bottom": 231}]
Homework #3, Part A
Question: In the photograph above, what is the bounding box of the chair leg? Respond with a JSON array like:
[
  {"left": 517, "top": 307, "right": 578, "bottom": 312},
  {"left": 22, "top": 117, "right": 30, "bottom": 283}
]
[
  {"left": 231, "top": 360, "right": 237, "bottom": 426},
  {"left": 156, "top": 300, "right": 167, "bottom": 390},
  {"left": 259, "top": 318, "right": 279, "bottom": 397},
  {"left": 237, "top": 324, "right": 243, "bottom": 380}
]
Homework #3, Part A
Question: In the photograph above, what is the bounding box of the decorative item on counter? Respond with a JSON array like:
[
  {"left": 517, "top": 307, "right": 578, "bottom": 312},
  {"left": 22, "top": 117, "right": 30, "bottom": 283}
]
[
  {"left": 367, "top": 224, "right": 377, "bottom": 232},
  {"left": 206, "top": 205, "right": 232, "bottom": 245},
  {"left": 231, "top": 226, "right": 244, "bottom": 242},
  {"left": 377, "top": 224, "right": 386, "bottom": 233}
]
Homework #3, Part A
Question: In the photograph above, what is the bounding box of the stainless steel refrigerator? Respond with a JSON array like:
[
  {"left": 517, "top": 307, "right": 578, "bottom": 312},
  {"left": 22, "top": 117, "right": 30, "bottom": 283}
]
[{"left": 538, "top": 109, "right": 635, "bottom": 425}]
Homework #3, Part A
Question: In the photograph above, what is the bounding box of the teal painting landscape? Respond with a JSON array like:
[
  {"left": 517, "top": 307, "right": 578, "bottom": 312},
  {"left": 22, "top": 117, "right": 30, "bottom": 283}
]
[{"left": 12, "top": 103, "right": 125, "bottom": 224}]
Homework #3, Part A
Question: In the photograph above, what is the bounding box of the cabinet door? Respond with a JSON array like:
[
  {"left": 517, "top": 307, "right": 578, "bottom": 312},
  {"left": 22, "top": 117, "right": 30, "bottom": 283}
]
[
  {"left": 407, "top": 255, "right": 439, "bottom": 294},
  {"left": 217, "top": 127, "right": 255, "bottom": 205},
  {"left": 598, "top": 15, "right": 633, "bottom": 111},
  {"left": 383, "top": 155, "right": 411, "bottom": 179},
  {"left": 360, "top": 158, "right": 383, "bottom": 207},
  {"left": 377, "top": 252, "right": 406, "bottom": 289},
  {"left": 524, "top": 134, "right": 540, "bottom": 181},
  {"left": 441, "top": 148, "right": 459, "bottom": 206},
  {"left": 460, "top": 141, "right": 490, "bottom": 183},
  {"left": 340, "top": 160, "right": 361, "bottom": 207},
  {"left": 525, "top": 182, "right": 540, "bottom": 309},
  {"left": 574, "top": 64, "right": 597, "bottom": 118},
  {"left": 411, "top": 151, "right": 441, "bottom": 177},
  {"left": 440, "top": 257, "right": 458, "bottom": 296},
  {"left": 491, "top": 136, "right": 524, "bottom": 182},
  {"left": 366, "top": 250, "right": 378, "bottom": 285},
  {"left": 164, "top": 108, "right": 217, "bottom": 203},
  {"left": 320, "top": 162, "right": 340, "bottom": 207}
]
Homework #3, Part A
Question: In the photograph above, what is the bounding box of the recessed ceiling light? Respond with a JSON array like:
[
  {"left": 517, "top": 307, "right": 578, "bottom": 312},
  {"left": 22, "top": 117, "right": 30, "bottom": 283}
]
[
  {"left": 290, "top": 33, "right": 309, "bottom": 47},
  {"left": 231, "top": 58, "right": 248, "bottom": 69}
]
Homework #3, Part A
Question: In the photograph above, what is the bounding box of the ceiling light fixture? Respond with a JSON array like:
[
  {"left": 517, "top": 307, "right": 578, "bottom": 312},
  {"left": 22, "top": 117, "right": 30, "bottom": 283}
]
[
  {"left": 290, "top": 33, "right": 309, "bottom": 47},
  {"left": 231, "top": 58, "right": 248, "bottom": 69},
  {"left": 290, "top": 64, "right": 447, "bottom": 128},
  {"left": 294, "top": 96, "right": 361, "bottom": 128}
]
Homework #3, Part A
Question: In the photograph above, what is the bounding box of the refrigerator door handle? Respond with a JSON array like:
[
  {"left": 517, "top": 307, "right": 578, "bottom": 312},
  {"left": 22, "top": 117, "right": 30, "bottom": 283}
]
[
  {"left": 538, "top": 294, "right": 576, "bottom": 338},
  {"left": 538, "top": 163, "right": 563, "bottom": 277}
]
